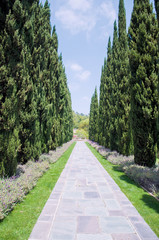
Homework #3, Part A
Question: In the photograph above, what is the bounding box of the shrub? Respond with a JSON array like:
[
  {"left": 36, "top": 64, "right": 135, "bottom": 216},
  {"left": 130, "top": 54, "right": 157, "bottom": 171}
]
[{"left": 0, "top": 140, "right": 74, "bottom": 220}]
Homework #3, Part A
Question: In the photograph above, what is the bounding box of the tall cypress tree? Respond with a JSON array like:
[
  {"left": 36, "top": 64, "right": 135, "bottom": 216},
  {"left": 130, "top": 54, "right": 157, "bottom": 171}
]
[
  {"left": 128, "top": 0, "right": 158, "bottom": 167},
  {"left": 104, "top": 37, "right": 112, "bottom": 148},
  {"left": 89, "top": 94, "right": 94, "bottom": 141},
  {"left": 155, "top": 0, "right": 159, "bottom": 23},
  {"left": 117, "top": 0, "right": 131, "bottom": 155},
  {"left": 110, "top": 21, "right": 119, "bottom": 151},
  {"left": 99, "top": 59, "right": 107, "bottom": 146},
  {"left": 89, "top": 88, "right": 99, "bottom": 142},
  {"left": 0, "top": 0, "right": 73, "bottom": 177}
]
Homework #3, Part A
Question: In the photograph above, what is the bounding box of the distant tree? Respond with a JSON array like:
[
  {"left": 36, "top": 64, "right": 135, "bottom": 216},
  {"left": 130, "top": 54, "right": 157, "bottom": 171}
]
[
  {"left": 103, "top": 37, "right": 112, "bottom": 148},
  {"left": 109, "top": 21, "right": 119, "bottom": 151},
  {"left": 89, "top": 88, "right": 99, "bottom": 142},
  {"left": 117, "top": 0, "right": 132, "bottom": 155},
  {"left": 99, "top": 59, "right": 107, "bottom": 146},
  {"left": 128, "top": 0, "right": 158, "bottom": 167}
]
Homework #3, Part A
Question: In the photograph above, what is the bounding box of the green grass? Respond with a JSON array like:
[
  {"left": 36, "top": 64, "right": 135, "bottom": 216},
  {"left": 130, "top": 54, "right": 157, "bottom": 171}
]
[
  {"left": 0, "top": 142, "right": 76, "bottom": 240},
  {"left": 86, "top": 142, "right": 159, "bottom": 237}
]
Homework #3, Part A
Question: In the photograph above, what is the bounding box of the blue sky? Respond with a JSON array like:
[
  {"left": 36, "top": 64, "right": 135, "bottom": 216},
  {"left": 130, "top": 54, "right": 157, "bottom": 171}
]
[{"left": 41, "top": 0, "right": 154, "bottom": 115}]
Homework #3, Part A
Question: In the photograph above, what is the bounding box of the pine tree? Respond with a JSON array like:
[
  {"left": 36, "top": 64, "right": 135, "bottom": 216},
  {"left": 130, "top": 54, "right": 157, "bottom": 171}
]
[
  {"left": 155, "top": 0, "right": 159, "bottom": 23},
  {"left": 103, "top": 37, "right": 112, "bottom": 148},
  {"left": 0, "top": 2, "right": 21, "bottom": 176},
  {"left": 89, "top": 94, "right": 94, "bottom": 141},
  {"left": 110, "top": 21, "right": 119, "bottom": 151},
  {"left": 89, "top": 88, "right": 99, "bottom": 142},
  {"left": 128, "top": 0, "right": 158, "bottom": 167},
  {"left": 117, "top": 0, "right": 131, "bottom": 155},
  {"left": 93, "top": 88, "right": 99, "bottom": 142},
  {"left": 99, "top": 59, "right": 107, "bottom": 146},
  {"left": 0, "top": 0, "right": 73, "bottom": 176}
]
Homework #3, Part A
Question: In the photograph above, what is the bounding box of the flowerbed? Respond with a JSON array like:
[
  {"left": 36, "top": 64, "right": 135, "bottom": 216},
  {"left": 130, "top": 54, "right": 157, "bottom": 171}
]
[
  {"left": 88, "top": 140, "right": 159, "bottom": 199},
  {"left": 0, "top": 140, "right": 74, "bottom": 220}
]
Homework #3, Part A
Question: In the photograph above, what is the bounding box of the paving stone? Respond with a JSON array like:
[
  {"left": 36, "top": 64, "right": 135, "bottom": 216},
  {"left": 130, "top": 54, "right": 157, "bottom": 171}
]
[
  {"left": 41, "top": 204, "right": 57, "bottom": 216},
  {"left": 49, "top": 232, "right": 75, "bottom": 240},
  {"left": 84, "top": 191, "right": 100, "bottom": 199},
  {"left": 38, "top": 215, "right": 53, "bottom": 222},
  {"left": 49, "top": 192, "right": 61, "bottom": 200},
  {"left": 56, "top": 204, "right": 83, "bottom": 216},
  {"left": 62, "top": 191, "right": 83, "bottom": 200},
  {"left": 99, "top": 216, "right": 135, "bottom": 234},
  {"left": 77, "top": 233, "right": 113, "bottom": 240},
  {"left": 111, "top": 233, "right": 140, "bottom": 240},
  {"left": 77, "top": 216, "right": 100, "bottom": 234},
  {"left": 29, "top": 221, "right": 52, "bottom": 239},
  {"left": 133, "top": 223, "right": 159, "bottom": 240},
  {"left": 84, "top": 206, "right": 109, "bottom": 216},
  {"left": 51, "top": 216, "right": 76, "bottom": 234},
  {"left": 108, "top": 210, "right": 125, "bottom": 216},
  {"left": 123, "top": 206, "right": 139, "bottom": 216},
  {"left": 105, "top": 199, "right": 121, "bottom": 210},
  {"left": 101, "top": 193, "right": 115, "bottom": 199}
]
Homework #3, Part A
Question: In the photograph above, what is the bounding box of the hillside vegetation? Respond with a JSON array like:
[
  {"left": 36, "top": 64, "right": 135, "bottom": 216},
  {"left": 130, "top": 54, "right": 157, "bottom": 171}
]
[{"left": 73, "top": 112, "right": 89, "bottom": 139}]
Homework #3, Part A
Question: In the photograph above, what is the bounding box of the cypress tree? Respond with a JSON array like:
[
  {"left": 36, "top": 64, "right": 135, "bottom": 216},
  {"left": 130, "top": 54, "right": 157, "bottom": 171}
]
[
  {"left": 155, "top": 0, "right": 159, "bottom": 24},
  {"left": 0, "top": 0, "right": 73, "bottom": 176},
  {"left": 89, "top": 88, "right": 99, "bottom": 142},
  {"left": 89, "top": 94, "right": 94, "bottom": 141},
  {"left": 93, "top": 88, "right": 99, "bottom": 142},
  {"left": 117, "top": 0, "right": 131, "bottom": 155},
  {"left": 0, "top": 1, "right": 22, "bottom": 176},
  {"left": 110, "top": 21, "right": 119, "bottom": 151},
  {"left": 103, "top": 37, "right": 112, "bottom": 148},
  {"left": 99, "top": 59, "right": 107, "bottom": 146},
  {"left": 128, "top": 0, "right": 158, "bottom": 167}
]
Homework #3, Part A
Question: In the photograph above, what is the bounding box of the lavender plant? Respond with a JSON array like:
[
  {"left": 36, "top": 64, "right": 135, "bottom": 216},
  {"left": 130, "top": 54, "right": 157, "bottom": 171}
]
[{"left": 0, "top": 140, "right": 74, "bottom": 220}]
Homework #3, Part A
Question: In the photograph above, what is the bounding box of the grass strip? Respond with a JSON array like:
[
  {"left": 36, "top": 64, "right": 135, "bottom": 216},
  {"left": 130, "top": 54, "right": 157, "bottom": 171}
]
[
  {"left": 0, "top": 142, "right": 76, "bottom": 240},
  {"left": 86, "top": 142, "right": 159, "bottom": 237}
]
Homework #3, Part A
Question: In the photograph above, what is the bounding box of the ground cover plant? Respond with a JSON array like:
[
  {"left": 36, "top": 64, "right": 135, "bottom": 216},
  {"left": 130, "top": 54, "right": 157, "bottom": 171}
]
[
  {"left": 0, "top": 140, "right": 74, "bottom": 221},
  {"left": 86, "top": 142, "right": 159, "bottom": 237},
  {"left": 0, "top": 141, "right": 76, "bottom": 240}
]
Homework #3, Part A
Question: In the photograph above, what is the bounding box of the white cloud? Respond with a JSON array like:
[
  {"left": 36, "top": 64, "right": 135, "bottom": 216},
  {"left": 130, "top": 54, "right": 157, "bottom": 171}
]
[
  {"left": 70, "top": 63, "right": 83, "bottom": 72},
  {"left": 68, "top": 62, "right": 91, "bottom": 82},
  {"left": 98, "top": 2, "right": 116, "bottom": 25},
  {"left": 55, "top": 7, "right": 96, "bottom": 34},
  {"left": 68, "top": 0, "right": 92, "bottom": 12},
  {"left": 55, "top": 1, "right": 116, "bottom": 37},
  {"left": 77, "top": 70, "right": 91, "bottom": 82}
]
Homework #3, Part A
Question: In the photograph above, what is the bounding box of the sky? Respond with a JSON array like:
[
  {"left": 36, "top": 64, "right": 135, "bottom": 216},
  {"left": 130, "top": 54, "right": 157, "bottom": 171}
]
[{"left": 41, "top": 0, "right": 154, "bottom": 115}]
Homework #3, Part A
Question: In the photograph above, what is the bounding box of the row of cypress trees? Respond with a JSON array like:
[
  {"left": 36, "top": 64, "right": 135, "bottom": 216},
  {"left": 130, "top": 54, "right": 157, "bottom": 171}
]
[
  {"left": 89, "top": 0, "right": 159, "bottom": 167},
  {"left": 0, "top": 0, "right": 73, "bottom": 177}
]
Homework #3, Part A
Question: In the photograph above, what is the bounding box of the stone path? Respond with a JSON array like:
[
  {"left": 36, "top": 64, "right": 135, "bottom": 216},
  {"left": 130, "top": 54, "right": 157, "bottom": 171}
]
[{"left": 29, "top": 141, "right": 159, "bottom": 240}]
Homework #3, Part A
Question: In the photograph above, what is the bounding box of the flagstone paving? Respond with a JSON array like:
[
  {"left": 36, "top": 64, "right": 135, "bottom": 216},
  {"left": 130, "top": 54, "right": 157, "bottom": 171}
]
[{"left": 29, "top": 141, "right": 159, "bottom": 240}]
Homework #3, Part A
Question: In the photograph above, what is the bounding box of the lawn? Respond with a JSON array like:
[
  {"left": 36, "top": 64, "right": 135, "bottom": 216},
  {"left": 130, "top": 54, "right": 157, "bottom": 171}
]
[
  {"left": 0, "top": 142, "right": 76, "bottom": 240},
  {"left": 86, "top": 142, "right": 159, "bottom": 237}
]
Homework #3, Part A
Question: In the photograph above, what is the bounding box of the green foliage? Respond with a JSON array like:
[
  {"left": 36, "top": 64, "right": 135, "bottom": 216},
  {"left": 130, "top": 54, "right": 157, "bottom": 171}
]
[
  {"left": 128, "top": 0, "right": 158, "bottom": 167},
  {"left": 117, "top": 0, "right": 132, "bottom": 156},
  {"left": 89, "top": 87, "right": 99, "bottom": 142},
  {"left": 73, "top": 111, "right": 89, "bottom": 139},
  {"left": 155, "top": 0, "right": 159, "bottom": 24},
  {"left": 0, "top": 0, "right": 73, "bottom": 177},
  {"left": 110, "top": 21, "right": 119, "bottom": 151}
]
